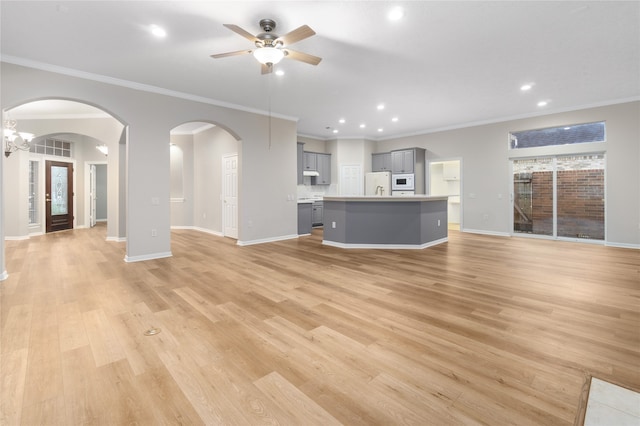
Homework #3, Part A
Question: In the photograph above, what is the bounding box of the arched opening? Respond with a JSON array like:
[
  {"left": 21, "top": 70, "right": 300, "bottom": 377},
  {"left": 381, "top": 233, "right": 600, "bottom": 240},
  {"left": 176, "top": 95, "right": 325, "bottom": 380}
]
[
  {"left": 169, "top": 121, "right": 240, "bottom": 240},
  {"left": 2, "top": 99, "right": 126, "bottom": 241}
]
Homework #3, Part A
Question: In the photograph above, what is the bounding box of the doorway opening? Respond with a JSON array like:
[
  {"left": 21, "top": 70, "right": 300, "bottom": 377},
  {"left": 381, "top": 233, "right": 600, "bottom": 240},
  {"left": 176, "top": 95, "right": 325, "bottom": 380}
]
[
  {"left": 429, "top": 159, "right": 462, "bottom": 230},
  {"left": 169, "top": 121, "right": 240, "bottom": 240},
  {"left": 3, "top": 99, "right": 125, "bottom": 240},
  {"left": 87, "top": 162, "right": 108, "bottom": 228}
]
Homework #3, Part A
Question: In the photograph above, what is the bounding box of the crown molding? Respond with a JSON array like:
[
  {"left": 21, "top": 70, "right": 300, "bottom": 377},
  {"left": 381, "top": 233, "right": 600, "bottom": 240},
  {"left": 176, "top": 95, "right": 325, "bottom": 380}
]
[{"left": 1, "top": 55, "right": 299, "bottom": 122}]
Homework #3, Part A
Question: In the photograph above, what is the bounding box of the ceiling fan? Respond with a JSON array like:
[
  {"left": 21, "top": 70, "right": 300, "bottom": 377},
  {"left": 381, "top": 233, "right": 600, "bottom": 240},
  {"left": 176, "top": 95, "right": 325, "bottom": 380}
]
[{"left": 211, "top": 19, "right": 322, "bottom": 74}]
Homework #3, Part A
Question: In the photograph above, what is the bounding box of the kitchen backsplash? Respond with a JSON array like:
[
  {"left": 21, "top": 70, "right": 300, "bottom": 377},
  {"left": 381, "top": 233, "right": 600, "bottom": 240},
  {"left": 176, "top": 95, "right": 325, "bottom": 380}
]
[{"left": 297, "top": 183, "right": 337, "bottom": 199}]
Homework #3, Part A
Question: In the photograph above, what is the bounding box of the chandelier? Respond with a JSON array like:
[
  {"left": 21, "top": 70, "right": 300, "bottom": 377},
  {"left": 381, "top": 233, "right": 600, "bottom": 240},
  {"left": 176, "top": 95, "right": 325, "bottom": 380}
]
[{"left": 4, "top": 118, "right": 34, "bottom": 157}]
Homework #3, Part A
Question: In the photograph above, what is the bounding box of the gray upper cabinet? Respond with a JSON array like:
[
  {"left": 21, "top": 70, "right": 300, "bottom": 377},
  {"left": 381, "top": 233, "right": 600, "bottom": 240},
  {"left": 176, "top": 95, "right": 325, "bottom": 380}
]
[
  {"left": 391, "top": 149, "right": 415, "bottom": 173},
  {"left": 314, "top": 153, "right": 331, "bottom": 185},
  {"left": 297, "top": 143, "right": 304, "bottom": 184},
  {"left": 303, "top": 151, "right": 317, "bottom": 171},
  {"left": 372, "top": 152, "right": 392, "bottom": 172}
]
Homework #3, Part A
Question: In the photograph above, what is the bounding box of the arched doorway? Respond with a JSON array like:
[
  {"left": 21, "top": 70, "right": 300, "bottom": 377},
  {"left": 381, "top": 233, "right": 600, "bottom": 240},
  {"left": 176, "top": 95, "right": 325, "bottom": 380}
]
[
  {"left": 2, "top": 99, "right": 126, "bottom": 240},
  {"left": 169, "top": 121, "right": 240, "bottom": 240}
]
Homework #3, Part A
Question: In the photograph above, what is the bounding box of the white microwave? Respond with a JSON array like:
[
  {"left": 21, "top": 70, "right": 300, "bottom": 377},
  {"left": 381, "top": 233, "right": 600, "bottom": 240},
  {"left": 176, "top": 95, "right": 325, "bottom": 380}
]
[{"left": 392, "top": 173, "right": 415, "bottom": 191}]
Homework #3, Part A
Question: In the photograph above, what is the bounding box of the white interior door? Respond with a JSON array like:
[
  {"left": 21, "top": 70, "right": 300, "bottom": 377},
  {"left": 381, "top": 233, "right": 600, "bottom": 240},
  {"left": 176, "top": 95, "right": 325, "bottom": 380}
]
[
  {"left": 89, "top": 164, "right": 97, "bottom": 227},
  {"left": 340, "top": 164, "right": 363, "bottom": 195},
  {"left": 222, "top": 153, "right": 238, "bottom": 239}
]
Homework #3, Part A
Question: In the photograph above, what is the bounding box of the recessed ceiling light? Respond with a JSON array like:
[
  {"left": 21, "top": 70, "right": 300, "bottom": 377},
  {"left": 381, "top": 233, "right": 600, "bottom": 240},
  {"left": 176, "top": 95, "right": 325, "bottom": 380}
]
[
  {"left": 333, "top": 129, "right": 339, "bottom": 134},
  {"left": 339, "top": 118, "right": 345, "bottom": 124},
  {"left": 388, "top": 7, "right": 404, "bottom": 21},
  {"left": 360, "top": 124, "right": 366, "bottom": 128},
  {"left": 520, "top": 83, "right": 533, "bottom": 91},
  {"left": 150, "top": 25, "right": 167, "bottom": 38},
  {"left": 275, "top": 70, "right": 285, "bottom": 76},
  {"left": 377, "top": 128, "right": 384, "bottom": 132},
  {"left": 377, "top": 104, "right": 385, "bottom": 111},
  {"left": 391, "top": 117, "right": 399, "bottom": 122},
  {"left": 537, "top": 100, "right": 548, "bottom": 107}
]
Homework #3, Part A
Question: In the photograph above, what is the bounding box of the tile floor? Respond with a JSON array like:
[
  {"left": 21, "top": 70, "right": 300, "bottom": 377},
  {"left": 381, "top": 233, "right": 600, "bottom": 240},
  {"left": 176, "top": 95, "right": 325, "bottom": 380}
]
[{"left": 584, "top": 378, "right": 640, "bottom": 426}]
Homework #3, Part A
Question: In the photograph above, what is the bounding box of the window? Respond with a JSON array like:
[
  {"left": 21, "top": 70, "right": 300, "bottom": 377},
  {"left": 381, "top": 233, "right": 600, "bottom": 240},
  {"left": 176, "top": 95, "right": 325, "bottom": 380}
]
[
  {"left": 510, "top": 122, "right": 605, "bottom": 149},
  {"left": 28, "top": 160, "right": 39, "bottom": 225},
  {"left": 30, "top": 138, "right": 72, "bottom": 157}
]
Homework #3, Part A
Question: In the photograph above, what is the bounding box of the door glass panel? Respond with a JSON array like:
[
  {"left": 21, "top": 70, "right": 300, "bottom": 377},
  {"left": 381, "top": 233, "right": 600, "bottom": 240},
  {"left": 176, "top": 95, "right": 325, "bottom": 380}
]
[
  {"left": 513, "top": 158, "right": 553, "bottom": 236},
  {"left": 556, "top": 154, "right": 605, "bottom": 240},
  {"left": 51, "top": 165, "right": 68, "bottom": 215}
]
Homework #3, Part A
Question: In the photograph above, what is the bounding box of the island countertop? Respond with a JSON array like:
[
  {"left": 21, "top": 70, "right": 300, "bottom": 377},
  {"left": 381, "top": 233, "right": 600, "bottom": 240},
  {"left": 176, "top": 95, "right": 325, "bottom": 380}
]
[{"left": 323, "top": 195, "right": 448, "bottom": 202}]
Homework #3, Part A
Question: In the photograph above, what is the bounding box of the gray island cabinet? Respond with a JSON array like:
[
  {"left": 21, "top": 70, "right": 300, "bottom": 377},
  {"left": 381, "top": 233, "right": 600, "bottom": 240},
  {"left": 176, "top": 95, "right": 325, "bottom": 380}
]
[{"left": 322, "top": 196, "right": 448, "bottom": 249}]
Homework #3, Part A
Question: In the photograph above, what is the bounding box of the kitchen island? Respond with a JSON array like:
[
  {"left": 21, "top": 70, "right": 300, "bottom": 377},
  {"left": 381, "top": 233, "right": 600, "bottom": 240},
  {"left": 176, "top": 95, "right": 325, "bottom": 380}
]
[{"left": 322, "top": 196, "right": 448, "bottom": 249}]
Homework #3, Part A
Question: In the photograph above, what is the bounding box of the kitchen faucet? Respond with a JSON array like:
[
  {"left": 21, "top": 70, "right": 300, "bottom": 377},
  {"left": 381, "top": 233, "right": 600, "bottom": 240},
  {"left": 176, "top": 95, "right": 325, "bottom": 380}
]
[{"left": 375, "top": 185, "right": 384, "bottom": 195}]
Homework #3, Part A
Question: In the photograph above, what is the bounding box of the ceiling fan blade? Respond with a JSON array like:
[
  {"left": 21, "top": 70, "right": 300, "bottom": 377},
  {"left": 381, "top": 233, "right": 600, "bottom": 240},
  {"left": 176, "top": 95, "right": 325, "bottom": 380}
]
[
  {"left": 223, "top": 24, "right": 258, "bottom": 42},
  {"left": 277, "top": 25, "right": 315, "bottom": 45},
  {"left": 283, "top": 49, "right": 322, "bottom": 66},
  {"left": 261, "top": 63, "right": 273, "bottom": 75},
  {"left": 210, "top": 49, "right": 252, "bottom": 59}
]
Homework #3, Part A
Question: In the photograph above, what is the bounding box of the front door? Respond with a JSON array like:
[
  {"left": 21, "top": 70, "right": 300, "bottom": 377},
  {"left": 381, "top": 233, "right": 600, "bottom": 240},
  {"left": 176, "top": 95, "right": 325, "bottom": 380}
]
[{"left": 46, "top": 160, "right": 74, "bottom": 233}]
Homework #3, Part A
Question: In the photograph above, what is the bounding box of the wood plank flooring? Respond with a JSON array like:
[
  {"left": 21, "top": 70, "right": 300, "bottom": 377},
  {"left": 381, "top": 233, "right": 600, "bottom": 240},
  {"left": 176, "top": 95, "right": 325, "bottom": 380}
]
[{"left": 1, "top": 225, "right": 638, "bottom": 425}]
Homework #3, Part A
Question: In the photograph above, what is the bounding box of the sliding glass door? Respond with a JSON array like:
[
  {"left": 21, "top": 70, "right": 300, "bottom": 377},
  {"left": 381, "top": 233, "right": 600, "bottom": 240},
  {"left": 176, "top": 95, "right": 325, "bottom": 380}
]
[
  {"left": 556, "top": 155, "right": 605, "bottom": 240},
  {"left": 512, "top": 154, "right": 604, "bottom": 241}
]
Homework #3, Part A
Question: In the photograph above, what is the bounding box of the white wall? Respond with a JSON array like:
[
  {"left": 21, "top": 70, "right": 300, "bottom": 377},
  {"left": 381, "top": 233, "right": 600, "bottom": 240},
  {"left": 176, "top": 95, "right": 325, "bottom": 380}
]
[
  {"left": 1, "top": 61, "right": 298, "bottom": 272},
  {"left": 376, "top": 101, "right": 640, "bottom": 247},
  {"left": 169, "top": 134, "right": 193, "bottom": 227}
]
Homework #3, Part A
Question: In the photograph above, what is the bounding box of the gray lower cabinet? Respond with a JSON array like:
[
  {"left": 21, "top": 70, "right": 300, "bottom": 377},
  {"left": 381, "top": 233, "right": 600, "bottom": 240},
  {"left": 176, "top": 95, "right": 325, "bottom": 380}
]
[
  {"left": 298, "top": 203, "right": 312, "bottom": 234},
  {"left": 312, "top": 201, "right": 323, "bottom": 226}
]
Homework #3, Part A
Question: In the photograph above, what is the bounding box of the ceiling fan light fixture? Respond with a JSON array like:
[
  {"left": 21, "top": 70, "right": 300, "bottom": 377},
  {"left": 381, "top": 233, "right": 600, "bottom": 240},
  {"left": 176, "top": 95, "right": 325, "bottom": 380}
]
[{"left": 253, "top": 47, "right": 284, "bottom": 65}]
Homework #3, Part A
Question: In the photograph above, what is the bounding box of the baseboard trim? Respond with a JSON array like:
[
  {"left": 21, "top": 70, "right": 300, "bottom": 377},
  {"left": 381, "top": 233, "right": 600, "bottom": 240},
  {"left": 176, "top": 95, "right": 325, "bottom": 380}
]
[
  {"left": 193, "top": 227, "right": 224, "bottom": 237},
  {"left": 322, "top": 237, "right": 448, "bottom": 250},
  {"left": 106, "top": 236, "right": 126, "bottom": 242},
  {"left": 4, "top": 235, "right": 30, "bottom": 241},
  {"left": 171, "top": 226, "right": 224, "bottom": 238},
  {"left": 462, "top": 228, "right": 511, "bottom": 237},
  {"left": 124, "top": 251, "right": 172, "bottom": 263},
  {"left": 605, "top": 242, "right": 640, "bottom": 249},
  {"left": 237, "top": 234, "right": 298, "bottom": 246}
]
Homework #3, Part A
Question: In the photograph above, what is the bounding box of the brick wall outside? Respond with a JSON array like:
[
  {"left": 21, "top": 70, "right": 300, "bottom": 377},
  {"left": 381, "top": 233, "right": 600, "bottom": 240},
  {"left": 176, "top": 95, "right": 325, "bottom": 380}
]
[
  {"left": 527, "top": 169, "right": 604, "bottom": 239},
  {"left": 531, "top": 171, "right": 553, "bottom": 235},
  {"left": 557, "top": 169, "right": 604, "bottom": 239}
]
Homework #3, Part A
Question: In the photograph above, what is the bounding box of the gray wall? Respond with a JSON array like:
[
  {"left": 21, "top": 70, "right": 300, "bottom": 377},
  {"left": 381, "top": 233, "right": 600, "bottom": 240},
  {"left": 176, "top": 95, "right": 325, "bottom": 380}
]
[
  {"left": 96, "top": 164, "right": 107, "bottom": 221},
  {"left": 1, "top": 61, "right": 298, "bottom": 271}
]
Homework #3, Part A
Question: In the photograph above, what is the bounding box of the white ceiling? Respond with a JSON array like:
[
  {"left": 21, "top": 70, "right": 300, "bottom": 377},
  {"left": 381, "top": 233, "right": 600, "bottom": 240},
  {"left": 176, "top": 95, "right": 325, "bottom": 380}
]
[{"left": 1, "top": 1, "right": 639, "bottom": 140}]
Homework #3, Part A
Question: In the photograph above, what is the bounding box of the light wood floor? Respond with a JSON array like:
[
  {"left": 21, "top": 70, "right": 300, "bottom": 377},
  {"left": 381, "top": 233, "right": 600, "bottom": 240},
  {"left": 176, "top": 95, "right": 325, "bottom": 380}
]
[{"left": 1, "top": 225, "right": 638, "bottom": 425}]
